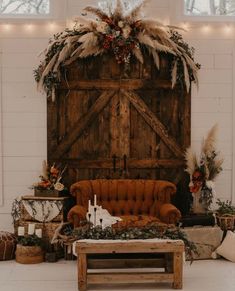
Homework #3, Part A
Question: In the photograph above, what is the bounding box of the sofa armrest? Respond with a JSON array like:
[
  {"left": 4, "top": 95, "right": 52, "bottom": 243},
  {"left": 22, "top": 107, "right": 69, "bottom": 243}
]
[
  {"left": 155, "top": 181, "right": 177, "bottom": 203},
  {"left": 159, "top": 203, "right": 181, "bottom": 224},
  {"left": 67, "top": 205, "right": 87, "bottom": 227}
]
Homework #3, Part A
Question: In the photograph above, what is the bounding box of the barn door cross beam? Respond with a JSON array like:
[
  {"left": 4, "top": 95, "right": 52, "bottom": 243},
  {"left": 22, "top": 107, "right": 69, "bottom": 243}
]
[
  {"left": 50, "top": 90, "right": 116, "bottom": 159},
  {"left": 50, "top": 158, "right": 185, "bottom": 169},
  {"left": 122, "top": 90, "right": 185, "bottom": 158}
]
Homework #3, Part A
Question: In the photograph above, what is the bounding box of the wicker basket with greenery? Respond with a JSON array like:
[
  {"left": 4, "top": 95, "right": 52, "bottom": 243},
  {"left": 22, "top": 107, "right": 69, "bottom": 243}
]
[{"left": 215, "top": 199, "right": 235, "bottom": 231}]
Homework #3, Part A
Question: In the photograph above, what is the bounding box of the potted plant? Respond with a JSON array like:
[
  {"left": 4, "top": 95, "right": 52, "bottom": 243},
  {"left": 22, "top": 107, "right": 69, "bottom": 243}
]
[
  {"left": 33, "top": 160, "right": 67, "bottom": 197},
  {"left": 16, "top": 234, "right": 44, "bottom": 264},
  {"left": 215, "top": 199, "right": 235, "bottom": 231}
]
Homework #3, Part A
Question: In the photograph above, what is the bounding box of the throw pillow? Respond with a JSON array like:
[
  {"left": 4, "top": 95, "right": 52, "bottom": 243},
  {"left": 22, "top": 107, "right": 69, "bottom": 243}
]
[{"left": 215, "top": 231, "right": 235, "bottom": 262}]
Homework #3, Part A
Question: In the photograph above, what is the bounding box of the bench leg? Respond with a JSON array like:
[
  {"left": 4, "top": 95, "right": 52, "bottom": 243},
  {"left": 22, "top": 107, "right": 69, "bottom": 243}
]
[
  {"left": 78, "top": 254, "right": 87, "bottom": 291},
  {"left": 172, "top": 252, "right": 183, "bottom": 289},
  {"left": 165, "top": 253, "right": 173, "bottom": 273}
]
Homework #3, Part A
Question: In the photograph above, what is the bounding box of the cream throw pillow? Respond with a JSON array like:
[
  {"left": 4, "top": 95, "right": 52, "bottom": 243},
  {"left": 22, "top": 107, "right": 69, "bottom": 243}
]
[{"left": 215, "top": 231, "right": 235, "bottom": 262}]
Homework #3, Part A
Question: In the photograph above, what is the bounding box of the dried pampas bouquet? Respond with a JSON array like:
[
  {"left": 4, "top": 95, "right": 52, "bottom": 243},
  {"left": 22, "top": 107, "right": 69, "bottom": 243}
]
[
  {"left": 34, "top": 0, "right": 200, "bottom": 100},
  {"left": 185, "top": 124, "right": 224, "bottom": 208}
]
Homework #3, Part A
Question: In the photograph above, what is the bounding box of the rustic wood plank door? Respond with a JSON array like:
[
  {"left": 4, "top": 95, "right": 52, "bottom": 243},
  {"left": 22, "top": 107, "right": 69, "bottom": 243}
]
[{"left": 48, "top": 55, "right": 190, "bottom": 186}]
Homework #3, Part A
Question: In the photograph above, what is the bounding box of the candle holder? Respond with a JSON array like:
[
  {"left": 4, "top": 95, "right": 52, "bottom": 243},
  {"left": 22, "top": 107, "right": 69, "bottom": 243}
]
[
  {"left": 100, "top": 218, "right": 103, "bottom": 229},
  {"left": 94, "top": 207, "right": 97, "bottom": 227},
  {"left": 88, "top": 213, "right": 91, "bottom": 229}
]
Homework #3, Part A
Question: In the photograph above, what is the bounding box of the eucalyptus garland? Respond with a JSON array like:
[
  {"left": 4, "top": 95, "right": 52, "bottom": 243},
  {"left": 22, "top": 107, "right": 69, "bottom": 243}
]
[
  {"left": 11, "top": 198, "right": 21, "bottom": 224},
  {"left": 72, "top": 225, "right": 198, "bottom": 261},
  {"left": 34, "top": 0, "right": 200, "bottom": 101}
]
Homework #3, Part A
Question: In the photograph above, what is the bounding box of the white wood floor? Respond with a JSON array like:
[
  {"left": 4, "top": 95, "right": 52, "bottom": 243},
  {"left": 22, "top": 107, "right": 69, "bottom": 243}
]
[{"left": 0, "top": 259, "right": 235, "bottom": 291}]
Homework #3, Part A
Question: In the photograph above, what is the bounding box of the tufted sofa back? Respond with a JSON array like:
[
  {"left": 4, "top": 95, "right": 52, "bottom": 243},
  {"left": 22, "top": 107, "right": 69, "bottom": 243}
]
[{"left": 70, "top": 179, "right": 177, "bottom": 217}]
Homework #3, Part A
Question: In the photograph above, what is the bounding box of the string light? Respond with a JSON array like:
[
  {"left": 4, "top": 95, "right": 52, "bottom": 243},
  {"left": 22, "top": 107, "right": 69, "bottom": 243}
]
[
  {"left": 224, "top": 24, "right": 233, "bottom": 34},
  {"left": 24, "top": 23, "right": 34, "bottom": 32},
  {"left": 2, "top": 23, "right": 12, "bottom": 31},
  {"left": 0, "top": 21, "right": 233, "bottom": 36},
  {"left": 48, "top": 22, "right": 57, "bottom": 31},
  {"left": 202, "top": 24, "right": 211, "bottom": 33}
]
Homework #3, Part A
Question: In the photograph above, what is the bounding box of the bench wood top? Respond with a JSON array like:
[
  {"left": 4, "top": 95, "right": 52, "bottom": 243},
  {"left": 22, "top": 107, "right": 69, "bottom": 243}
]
[{"left": 76, "top": 240, "right": 185, "bottom": 254}]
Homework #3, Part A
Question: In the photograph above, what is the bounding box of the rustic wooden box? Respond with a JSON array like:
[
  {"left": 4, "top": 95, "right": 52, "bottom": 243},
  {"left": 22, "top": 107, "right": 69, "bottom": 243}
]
[
  {"left": 34, "top": 189, "right": 64, "bottom": 197},
  {"left": 20, "top": 196, "right": 71, "bottom": 222}
]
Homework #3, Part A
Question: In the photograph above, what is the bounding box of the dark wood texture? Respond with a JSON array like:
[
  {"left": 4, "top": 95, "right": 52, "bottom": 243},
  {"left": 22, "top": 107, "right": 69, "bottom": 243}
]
[{"left": 48, "top": 54, "right": 191, "bottom": 186}]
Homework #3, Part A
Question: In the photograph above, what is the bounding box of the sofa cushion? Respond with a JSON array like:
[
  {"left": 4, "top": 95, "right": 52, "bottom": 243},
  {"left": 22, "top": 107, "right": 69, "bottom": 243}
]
[
  {"left": 112, "top": 215, "right": 166, "bottom": 229},
  {"left": 215, "top": 231, "right": 235, "bottom": 262}
]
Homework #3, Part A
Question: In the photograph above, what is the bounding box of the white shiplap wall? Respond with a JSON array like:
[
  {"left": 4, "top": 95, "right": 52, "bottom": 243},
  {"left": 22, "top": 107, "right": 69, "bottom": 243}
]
[
  {"left": 0, "top": 26, "right": 64, "bottom": 231},
  {"left": 0, "top": 0, "right": 234, "bottom": 231}
]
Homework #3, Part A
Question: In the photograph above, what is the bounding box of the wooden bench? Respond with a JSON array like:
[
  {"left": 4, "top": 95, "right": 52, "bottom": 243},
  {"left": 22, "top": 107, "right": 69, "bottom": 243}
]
[{"left": 76, "top": 239, "right": 184, "bottom": 290}]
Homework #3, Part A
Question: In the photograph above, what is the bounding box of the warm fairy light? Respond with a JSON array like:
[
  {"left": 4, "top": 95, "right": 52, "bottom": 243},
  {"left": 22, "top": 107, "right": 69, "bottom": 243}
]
[
  {"left": 0, "top": 21, "right": 233, "bottom": 36},
  {"left": 48, "top": 22, "right": 57, "bottom": 31},
  {"left": 202, "top": 24, "right": 211, "bottom": 33},
  {"left": 24, "top": 23, "right": 34, "bottom": 32},
  {"left": 2, "top": 23, "right": 12, "bottom": 31},
  {"left": 181, "top": 22, "right": 190, "bottom": 31},
  {"left": 224, "top": 24, "right": 233, "bottom": 34}
]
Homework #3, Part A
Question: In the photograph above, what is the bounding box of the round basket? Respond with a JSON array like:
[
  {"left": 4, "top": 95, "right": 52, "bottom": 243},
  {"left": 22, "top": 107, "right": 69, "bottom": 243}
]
[
  {"left": 216, "top": 214, "right": 235, "bottom": 231},
  {"left": 15, "top": 245, "right": 44, "bottom": 264}
]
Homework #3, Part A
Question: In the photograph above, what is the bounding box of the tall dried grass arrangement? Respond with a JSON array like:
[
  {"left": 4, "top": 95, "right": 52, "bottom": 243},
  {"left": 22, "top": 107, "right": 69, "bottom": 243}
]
[{"left": 185, "top": 124, "right": 223, "bottom": 181}]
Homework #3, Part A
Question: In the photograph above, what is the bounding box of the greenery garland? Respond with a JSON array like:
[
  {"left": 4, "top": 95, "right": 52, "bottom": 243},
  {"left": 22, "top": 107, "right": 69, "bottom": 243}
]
[
  {"left": 72, "top": 225, "right": 198, "bottom": 262},
  {"left": 17, "top": 234, "right": 42, "bottom": 247},
  {"left": 34, "top": 0, "right": 200, "bottom": 101}
]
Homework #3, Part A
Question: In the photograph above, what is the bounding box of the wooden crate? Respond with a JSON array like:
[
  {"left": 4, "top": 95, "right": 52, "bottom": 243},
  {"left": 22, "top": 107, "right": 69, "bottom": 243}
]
[
  {"left": 20, "top": 196, "right": 71, "bottom": 222},
  {"left": 34, "top": 189, "right": 61, "bottom": 197}
]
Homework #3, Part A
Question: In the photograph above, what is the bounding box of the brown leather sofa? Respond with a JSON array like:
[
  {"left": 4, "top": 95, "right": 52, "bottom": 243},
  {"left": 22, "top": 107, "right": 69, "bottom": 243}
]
[{"left": 67, "top": 179, "right": 181, "bottom": 228}]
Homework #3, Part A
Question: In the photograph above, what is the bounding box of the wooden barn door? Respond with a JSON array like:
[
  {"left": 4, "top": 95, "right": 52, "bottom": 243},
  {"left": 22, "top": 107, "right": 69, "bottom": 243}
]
[{"left": 48, "top": 55, "right": 190, "bottom": 186}]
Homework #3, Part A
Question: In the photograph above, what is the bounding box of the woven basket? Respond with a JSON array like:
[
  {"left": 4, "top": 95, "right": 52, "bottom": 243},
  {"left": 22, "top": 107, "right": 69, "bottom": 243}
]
[
  {"left": 216, "top": 214, "right": 235, "bottom": 231},
  {"left": 15, "top": 245, "right": 44, "bottom": 264}
]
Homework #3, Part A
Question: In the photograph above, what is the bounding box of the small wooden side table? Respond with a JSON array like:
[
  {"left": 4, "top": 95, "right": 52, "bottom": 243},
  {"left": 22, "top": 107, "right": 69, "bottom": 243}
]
[{"left": 76, "top": 239, "right": 184, "bottom": 291}]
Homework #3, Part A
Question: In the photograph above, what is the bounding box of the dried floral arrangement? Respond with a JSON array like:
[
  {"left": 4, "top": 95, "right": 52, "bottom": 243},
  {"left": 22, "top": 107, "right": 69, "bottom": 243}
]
[
  {"left": 34, "top": 0, "right": 200, "bottom": 100},
  {"left": 185, "top": 124, "right": 223, "bottom": 208},
  {"left": 33, "top": 160, "right": 66, "bottom": 191}
]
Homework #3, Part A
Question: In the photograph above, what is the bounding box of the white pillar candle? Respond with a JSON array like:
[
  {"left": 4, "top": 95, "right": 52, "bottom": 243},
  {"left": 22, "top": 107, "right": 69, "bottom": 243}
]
[
  {"left": 35, "top": 229, "right": 42, "bottom": 238},
  {"left": 28, "top": 223, "right": 35, "bottom": 235},
  {"left": 18, "top": 226, "right": 25, "bottom": 236},
  {"left": 94, "top": 195, "right": 97, "bottom": 207},
  {"left": 88, "top": 200, "right": 91, "bottom": 213}
]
